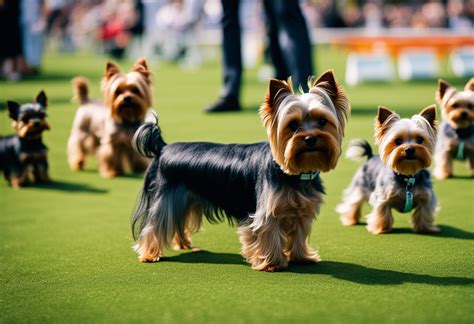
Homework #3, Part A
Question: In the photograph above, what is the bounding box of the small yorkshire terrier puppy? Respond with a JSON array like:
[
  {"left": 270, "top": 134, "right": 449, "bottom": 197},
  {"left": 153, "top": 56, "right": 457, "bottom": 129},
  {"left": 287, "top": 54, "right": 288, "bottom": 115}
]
[
  {"left": 1, "top": 91, "right": 50, "bottom": 188},
  {"left": 131, "top": 71, "right": 350, "bottom": 271},
  {"left": 433, "top": 78, "right": 474, "bottom": 179},
  {"left": 67, "top": 58, "right": 153, "bottom": 178},
  {"left": 337, "top": 106, "right": 440, "bottom": 234}
]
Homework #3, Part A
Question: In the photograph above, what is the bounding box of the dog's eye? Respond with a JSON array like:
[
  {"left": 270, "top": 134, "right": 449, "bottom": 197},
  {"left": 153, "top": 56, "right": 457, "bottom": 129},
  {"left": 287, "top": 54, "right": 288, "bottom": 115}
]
[
  {"left": 395, "top": 138, "right": 403, "bottom": 146},
  {"left": 288, "top": 121, "right": 300, "bottom": 132},
  {"left": 416, "top": 136, "right": 424, "bottom": 144},
  {"left": 21, "top": 116, "right": 30, "bottom": 123},
  {"left": 318, "top": 118, "right": 327, "bottom": 127},
  {"left": 131, "top": 88, "right": 140, "bottom": 94},
  {"left": 115, "top": 89, "right": 123, "bottom": 96}
]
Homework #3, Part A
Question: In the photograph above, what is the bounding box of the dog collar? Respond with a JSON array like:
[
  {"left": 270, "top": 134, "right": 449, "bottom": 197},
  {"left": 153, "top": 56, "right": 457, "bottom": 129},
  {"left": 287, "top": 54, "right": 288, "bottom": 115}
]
[
  {"left": 457, "top": 141, "right": 465, "bottom": 160},
  {"left": 299, "top": 171, "right": 320, "bottom": 181},
  {"left": 454, "top": 124, "right": 474, "bottom": 139},
  {"left": 402, "top": 177, "right": 416, "bottom": 213},
  {"left": 394, "top": 172, "right": 417, "bottom": 213}
]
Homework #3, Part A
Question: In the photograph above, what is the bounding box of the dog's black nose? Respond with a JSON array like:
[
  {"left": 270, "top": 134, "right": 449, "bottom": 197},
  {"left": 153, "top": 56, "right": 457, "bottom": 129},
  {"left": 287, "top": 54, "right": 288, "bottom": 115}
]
[
  {"left": 124, "top": 96, "right": 132, "bottom": 104},
  {"left": 304, "top": 136, "right": 317, "bottom": 146},
  {"left": 461, "top": 111, "right": 468, "bottom": 119},
  {"left": 33, "top": 120, "right": 40, "bottom": 127},
  {"left": 405, "top": 147, "right": 415, "bottom": 156}
]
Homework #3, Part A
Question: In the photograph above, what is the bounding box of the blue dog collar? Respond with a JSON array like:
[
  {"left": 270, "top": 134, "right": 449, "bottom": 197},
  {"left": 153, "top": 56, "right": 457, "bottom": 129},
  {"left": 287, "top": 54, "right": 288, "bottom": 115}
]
[
  {"left": 299, "top": 171, "right": 320, "bottom": 181},
  {"left": 457, "top": 141, "right": 465, "bottom": 160}
]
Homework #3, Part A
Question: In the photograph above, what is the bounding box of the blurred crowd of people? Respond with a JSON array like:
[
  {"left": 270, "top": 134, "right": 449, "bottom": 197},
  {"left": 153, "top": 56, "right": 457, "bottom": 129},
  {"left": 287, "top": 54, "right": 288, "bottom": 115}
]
[{"left": 1, "top": 0, "right": 473, "bottom": 81}]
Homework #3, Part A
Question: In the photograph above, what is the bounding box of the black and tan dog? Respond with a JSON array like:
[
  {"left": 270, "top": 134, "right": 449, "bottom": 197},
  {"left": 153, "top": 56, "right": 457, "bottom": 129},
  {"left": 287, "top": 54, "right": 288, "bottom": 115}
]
[
  {"left": 1, "top": 91, "right": 50, "bottom": 188},
  {"left": 433, "top": 78, "right": 474, "bottom": 179},
  {"left": 131, "top": 71, "right": 350, "bottom": 271}
]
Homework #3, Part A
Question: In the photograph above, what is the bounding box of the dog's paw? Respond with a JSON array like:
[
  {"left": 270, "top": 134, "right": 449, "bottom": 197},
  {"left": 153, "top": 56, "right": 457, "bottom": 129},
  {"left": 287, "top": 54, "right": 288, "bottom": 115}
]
[
  {"left": 139, "top": 255, "right": 160, "bottom": 263},
  {"left": 262, "top": 265, "right": 283, "bottom": 272}
]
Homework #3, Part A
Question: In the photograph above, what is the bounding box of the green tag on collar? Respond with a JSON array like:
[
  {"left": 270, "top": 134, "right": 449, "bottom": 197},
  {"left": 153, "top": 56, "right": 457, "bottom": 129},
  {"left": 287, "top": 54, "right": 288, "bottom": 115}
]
[
  {"left": 299, "top": 171, "right": 320, "bottom": 181},
  {"left": 403, "top": 190, "right": 413, "bottom": 213},
  {"left": 457, "top": 141, "right": 465, "bottom": 160},
  {"left": 402, "top": 177, "right": 415, "bottom": 213}
]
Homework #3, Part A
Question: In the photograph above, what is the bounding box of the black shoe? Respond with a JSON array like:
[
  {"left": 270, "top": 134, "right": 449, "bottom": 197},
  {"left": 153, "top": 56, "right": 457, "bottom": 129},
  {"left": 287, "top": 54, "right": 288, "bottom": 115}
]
[{"left": 204, "top": 96, "right": 241, "bottom": 113}]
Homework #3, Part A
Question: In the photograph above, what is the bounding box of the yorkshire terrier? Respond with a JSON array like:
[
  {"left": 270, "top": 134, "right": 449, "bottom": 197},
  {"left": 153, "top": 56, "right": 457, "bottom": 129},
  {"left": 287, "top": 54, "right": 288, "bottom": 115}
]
[
  {"left": 0, "top": 91, "right": 50, "bottom": 188},
  {"left": 67, "top": 58, "right": 154, "bottom": 178},
  {"left": 337, "top": 106, "right": 440, "bottom": 234},
  {"left": 131, "top": 70, "right": 350, "bottom": 271},
  {"left": 433, "top": 78, "right": 474, "bottom": 179}
]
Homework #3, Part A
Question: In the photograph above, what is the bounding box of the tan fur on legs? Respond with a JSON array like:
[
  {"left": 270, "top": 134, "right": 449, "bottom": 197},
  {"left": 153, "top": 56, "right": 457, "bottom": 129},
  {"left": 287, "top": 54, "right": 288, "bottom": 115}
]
[
  {"left": 238, "top": 221, "right": 288, "bottom": 272},
  {"left": 367, "top": 203, "right": 394, "bottom": 234},
  {"left": 172, "top": 203, "right": 202, "bottom": 250},
  {"left": 286, "top": 217, "right": 320, "bottom": 264},
  {"left": 337, "top": 187, "right": 366, "bottom": 226},
  {"left": 98, "top": 143, "right": 124, "bottom": 178},
  {"left": 410, "top": 190, "right": 440, "bottom": 233},
  {"left": 433, "top": 155, "right": 453, "bottom": 180},
  {"left": 134, "top": 224, "right": 162, "bottom": 262},
  {"left": 411, "top": 205, "right": 440, "bottom": 233}
]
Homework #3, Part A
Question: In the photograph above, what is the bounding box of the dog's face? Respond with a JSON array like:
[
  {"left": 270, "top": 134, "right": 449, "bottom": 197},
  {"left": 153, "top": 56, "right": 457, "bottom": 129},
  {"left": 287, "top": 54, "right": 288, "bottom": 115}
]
[
  {"left": 375, "top": 106, "right": 437, "bottom": 175},
  {"left": 436, "top": 78, "right": 474, "bottom": 129},
  {"left": 7, "top": 91, "right": 50, "bottom": 139},
  {"left": 101, "top": 58, "right": 152, "bottom": 123},
  {"left": 260, "top": 70, "right": 350, "bottom": 175}
]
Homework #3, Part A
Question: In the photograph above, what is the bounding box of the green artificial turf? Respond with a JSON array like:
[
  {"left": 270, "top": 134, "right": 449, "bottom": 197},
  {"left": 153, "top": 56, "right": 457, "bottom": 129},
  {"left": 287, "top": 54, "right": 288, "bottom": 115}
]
[{"left": 1, "top": 46, "right": 473, "bottom": 323}]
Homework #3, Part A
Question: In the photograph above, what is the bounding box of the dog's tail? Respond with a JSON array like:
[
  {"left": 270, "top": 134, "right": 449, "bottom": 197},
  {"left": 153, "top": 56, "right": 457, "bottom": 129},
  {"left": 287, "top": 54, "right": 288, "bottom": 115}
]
[
  {"left": 71, "top": 76, "right": 90, "bottom": 104},
  {"left": 132, "top": 117, "right": 166, "bottom": 159},
  {"left": 345, "top": 139, "right": 373, "bottom": 161}
]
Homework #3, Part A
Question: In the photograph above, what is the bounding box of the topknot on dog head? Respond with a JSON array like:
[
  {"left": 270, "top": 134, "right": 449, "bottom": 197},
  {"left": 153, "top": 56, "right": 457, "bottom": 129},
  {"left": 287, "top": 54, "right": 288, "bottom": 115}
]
[{"left": 308, "top": 70, "right": 350, "bottom": 135}]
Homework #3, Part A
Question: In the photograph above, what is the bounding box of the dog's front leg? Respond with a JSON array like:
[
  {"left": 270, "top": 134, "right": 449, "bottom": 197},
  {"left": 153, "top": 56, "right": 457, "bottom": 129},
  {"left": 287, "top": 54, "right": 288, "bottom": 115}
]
[
  {"left": 238, "top": 216, "right": 287, "bottom": 272},
  {"left": 286, "top": 217, "right": 320, "bottom": 264}
]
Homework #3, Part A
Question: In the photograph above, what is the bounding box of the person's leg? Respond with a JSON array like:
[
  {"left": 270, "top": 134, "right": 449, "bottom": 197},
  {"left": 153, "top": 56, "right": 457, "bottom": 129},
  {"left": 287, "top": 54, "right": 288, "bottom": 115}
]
[
  {"left": 204, "top": 0, "right": 241, "bottom": 112},
  {"left": 262, "top": 0, "right": 290, "bottom": 81},
  {"left": 270, "top": 0, "right": 313, "bottom": 92}
]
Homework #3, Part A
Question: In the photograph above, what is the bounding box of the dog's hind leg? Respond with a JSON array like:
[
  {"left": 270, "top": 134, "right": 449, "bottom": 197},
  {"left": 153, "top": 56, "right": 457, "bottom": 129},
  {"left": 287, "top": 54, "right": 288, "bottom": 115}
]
[
  {"left": 67, "top": 133, "right": 86, "bottom": 171},
  {"left": 337, "top": 185, "right": 366, "bottom": 226},
  {"left": 134, "top": 185, "right": 199, "bottom": 262}
]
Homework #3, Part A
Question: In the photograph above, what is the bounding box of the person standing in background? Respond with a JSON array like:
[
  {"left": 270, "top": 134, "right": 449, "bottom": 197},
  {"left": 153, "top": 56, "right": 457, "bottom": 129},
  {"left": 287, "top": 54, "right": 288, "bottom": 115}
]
[
  {"left": 204, "top": 0, "right": 314, "bottom": 113},
  {"left": 20, "top": 0, "right": 46, "bottom": 75},
  {"left": 0, "top": 0, "right": 24, "bottom": 81}
]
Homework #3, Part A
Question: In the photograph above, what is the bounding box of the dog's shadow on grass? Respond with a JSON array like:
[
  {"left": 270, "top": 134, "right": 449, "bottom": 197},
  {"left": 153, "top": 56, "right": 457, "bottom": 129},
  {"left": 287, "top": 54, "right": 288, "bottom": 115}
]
[
  {"left": 34, "top": 180, "right": 108, "bottom": 193},
  {"left": 162, "top": 250, "right": 474, "bottom": 286},
  {"left": 389, "top": 225, "right": 474, "bottom": 240}
]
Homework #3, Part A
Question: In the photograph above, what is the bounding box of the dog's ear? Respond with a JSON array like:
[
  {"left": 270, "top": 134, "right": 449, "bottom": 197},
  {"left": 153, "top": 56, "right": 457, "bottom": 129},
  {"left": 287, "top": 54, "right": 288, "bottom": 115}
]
[
  {"left": 105, "top": 62, "right": 121, "bottom": 79},
  {"left": 259, "top": 78, "right": 293, "bottom": 128},
  {"left": 375, "top": 106, "right": 400, "bottom": 143},
  {"left": 419, "top": 104, "right": 437, "bottom": 130},
  {"left": 436, "top": 79, "right": 455, "bottom": 103},
  {"left": 132, "top": 58, "right": 148, "bottom": 71},
  {"left": 311, "top": 70, "right": 338, "bottom": 97},
  {"left": 131, "top": 57, "right": 151, "bottom": 83},
  {"left": 36, "top": 90, "right": 47, "bottom": 108},
  {"left": 465, "top": 78, "right": 474, "bottom": 92},
  {"left": 7, "top": 101, "right": 20, "bottom": 120}
]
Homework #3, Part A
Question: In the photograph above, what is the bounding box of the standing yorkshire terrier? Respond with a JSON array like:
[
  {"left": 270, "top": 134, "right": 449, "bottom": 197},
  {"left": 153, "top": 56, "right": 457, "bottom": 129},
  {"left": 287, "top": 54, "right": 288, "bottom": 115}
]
[
  {"left": 67, "top": 58, "right": 153, "bottom": 178},
  {"left": 1, "top": 91, "right": 50, "bottom": 188},
  {"left": 131, "top": 71, "right": 349, "bottom": 271},
  {"left": 337, "top": 106, "right": 440, "bottom": 234},
  {"left": 433, "top": 78, "right": 474, "bottom": 179}
]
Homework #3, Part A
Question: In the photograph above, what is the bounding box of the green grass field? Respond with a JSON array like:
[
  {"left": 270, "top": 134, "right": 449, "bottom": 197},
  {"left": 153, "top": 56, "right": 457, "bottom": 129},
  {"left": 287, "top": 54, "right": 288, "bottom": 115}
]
[{"left": 1, "top": 47, "right": 473, "bottom": 323}]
